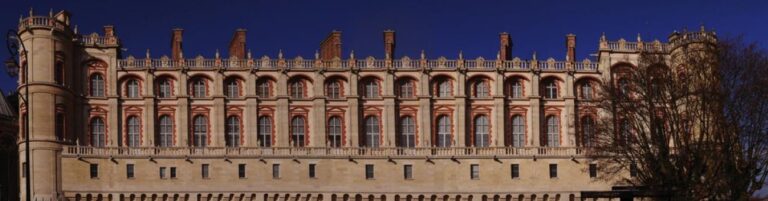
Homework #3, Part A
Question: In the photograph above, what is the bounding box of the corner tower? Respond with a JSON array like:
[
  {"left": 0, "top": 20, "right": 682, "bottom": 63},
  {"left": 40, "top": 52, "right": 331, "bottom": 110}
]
[{"left": 16, "top": 10, "right": 76, "bottom": 201}]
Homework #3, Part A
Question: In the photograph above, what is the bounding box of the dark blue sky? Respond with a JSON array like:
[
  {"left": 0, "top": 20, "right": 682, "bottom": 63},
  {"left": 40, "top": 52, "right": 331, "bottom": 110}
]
[{"left": 0, "top": 0, "right": 767, "bottom": 93}]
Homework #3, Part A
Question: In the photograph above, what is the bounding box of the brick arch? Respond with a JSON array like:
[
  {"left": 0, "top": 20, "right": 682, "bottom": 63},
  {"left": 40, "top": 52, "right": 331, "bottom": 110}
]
[
  {"left": 540, "top": 76, "right": 564, "bottom": 99},
  {"left": 574, "top": 76, "right": 601, "bottom": 100},
  {"left": 467, "top": 75, "right": 493, "bottom": 98},
  {"left": 504, "top": 75, "right": 529, "bottom": 97},
  {"left": 325, "top": 76, "right": 348, "bottom": 98},
  {"left": 359, "top": 76, "right": 383, "bottom": 98},
  {"left": 119, "top": 74, "right": 144, "bottom": 98},
  {"left": 224, "top": 76, "right": 245, "bottom": 98},
  {"left": 188, "top": 75, "right": 212, "bottom": 97},
  {"left": 430, "top": 75, "right": 455, "bottom": 97}
]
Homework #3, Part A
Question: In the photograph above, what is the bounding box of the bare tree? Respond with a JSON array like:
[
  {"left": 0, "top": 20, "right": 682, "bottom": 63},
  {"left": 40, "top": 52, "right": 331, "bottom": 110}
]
[{"left": 589, "top": 30, "right": 768, "bottom": 200}]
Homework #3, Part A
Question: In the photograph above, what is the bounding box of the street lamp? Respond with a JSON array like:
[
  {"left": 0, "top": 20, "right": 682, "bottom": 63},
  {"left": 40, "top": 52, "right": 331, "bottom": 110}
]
[{"left": 6, "top": 29, "right": 30, "bottom": 201}]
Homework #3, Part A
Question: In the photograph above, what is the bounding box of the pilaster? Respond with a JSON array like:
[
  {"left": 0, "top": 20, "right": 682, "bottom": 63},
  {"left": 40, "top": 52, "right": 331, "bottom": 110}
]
[
  {"left": 312, "top": 72, "right": 327, "bottom": 147},
  {"left": 246, "top": 74, "right": 259, "bottom": 146},
  {"left": 347, "top": 72, "right": 360, "bottom": 147}
]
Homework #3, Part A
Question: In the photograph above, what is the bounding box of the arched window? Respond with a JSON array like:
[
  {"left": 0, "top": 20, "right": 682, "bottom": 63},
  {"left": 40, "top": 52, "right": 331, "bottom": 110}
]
[
  {"left": 581, "top": 116, "right": 594, "bottom": 147},
  {"left": 126, "top": 79, "right": 140, "bottom": 98},
  {"left": 581, "top": 82, "right": 593, "bottom": 100},
  {"left": 474, "top": 80, "right": 489, "bottom": 98},
  {"left": 90, "top": 74, "right": 105, "bottom": 97},
  {"left": 328, "top": 116, "right": 342, "bottom": 147},
  {"left": 55, "top": 113, "right": 65, "bottom": 141},
  {"left": 474, "top": 115, "right": 489, "bottom": 147},
  {"left": 364, "top": 116, "right": 380, "bottom": 147},
  {"left": 191, "top": 79, "right": 207, "bottom": 98},
  {"left": 543, "top": 80, "right": 558, "bottom": 99},
  {"left": 126, "top": 116, "right": 140, "bottom": 147},
  {"left": 545, "top": 116, "right": 560, "bottom": 147},
  {"left": 257, "top": 80, "right": 272, "bottom": 98},
  {"left": 226, "top": 116, "right": 240, "bottom": 147},
  {"left": 326, "top": 81, "right": 341, "bottom": 99},
  {"left": 290, "top": 81, "right": 304, "bottom": 99},
  {"left": 363, "top": 80, "right": 379, "bottom": 98},
  {"left": 399, "top": 116, "right": 415, "bottom": 147},
  {"left": 437, "top": 80, "right": 452, "bottom": 97},
  {"left": 192, "top": 115, "right": 207, "bottom": 147},
  {"left": 90, "top": 118, "right": 105, "bottom": 147},
  {"left": 158, "top": 115, "right": 173, "bottom": 147},
  {"left": 291, "top": 116, "right": 306, "bottom": 147},
  {"left": 399, "top": 80, "right": 414, "bottom": 98},
  {"left": 225, "top": 79, "right": 240, "bottom": 98},
  {"left": 509, "top": 80, "right": 523, "bottom": 98},
  {"left": 258, "top": 116, "right": 272, "bottom": 147},
  {"left": 437, "top": 115, "right": 451, "bottom": 147},
  {"left": 511, "top": 115, "right": 525, "bottom": 147},
  {"left": 157, "top": 79, "right": 172, "bottom": 98}
]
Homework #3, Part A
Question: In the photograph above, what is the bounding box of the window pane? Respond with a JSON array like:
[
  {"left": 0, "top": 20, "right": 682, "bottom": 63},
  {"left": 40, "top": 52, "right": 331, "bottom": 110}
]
[
  {"left": 512, "top": 116, "right": 525, "bottom": 147},
  {"left": 365, "top": 164, "right": 374, "bottom": 179},
  {"left": 91, "top": 118, "right": 105, "bottom": 147},
  {"left": 549, "top": 164, "right": 557, "bottom": 178},
  {"left": 474, "top": 116, "right": 489, "bottom": 147},
  {"left": 365, "top": 116, "right": 380, "bottom": 147},
  {"left": 193, "top": 116, "right": 207, "bottom": 147},
  {"left": 437, "top": 115, "right": 451, "bottom": 147},
  {"left": 226, "top": 116, "right": 240, "bottom": 147},
  {"left": 328, "top": 117, "right": 342, "bottom": 147},
  {"left": 291, "top": 117, "right": 306, "bottom": 147},
  {"left": 546, "top": 116, "right": 559, "bottom": 147},
  {"left": 201, "top": 164, "right": 209, "bottom": 179},
  {"left": 400, "top": 116, "right": 415, "bottom": 147},
  {"left": 258, "top": 116, "right": 272, "bottom": 147},
  {"left": 272, "top": 164, "right": 280, "bottom": 179},
  {"left": 470, "top": 164, "right": 479, "bottom": 179},
  {"left": 127, "top": 116, "right": 140, "bottom": 147},
  {"left": 159, "top": 116, "right": 173, "bottom": 147},
  {"left": 404, "top": 165, "right": 413, "bottom": 180}
]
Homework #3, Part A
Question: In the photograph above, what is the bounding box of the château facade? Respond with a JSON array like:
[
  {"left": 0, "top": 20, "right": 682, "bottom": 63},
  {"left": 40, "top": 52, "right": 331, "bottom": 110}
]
[{"left": 16, "top": 10, "right": 715, "bottom": 201}]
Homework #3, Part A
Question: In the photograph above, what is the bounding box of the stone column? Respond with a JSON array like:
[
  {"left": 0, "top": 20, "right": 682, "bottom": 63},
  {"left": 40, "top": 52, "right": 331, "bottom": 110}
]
[
  {"left": 383, "top": 71, "right": 396, "bottom": 147},
  {"left": 347, "top": 72, "right": 360, "bottom": 147},
  {"left": 143, "top": 71, "right": 156, "bottom": 146},
  {"left": 529, "top": 72, "right": 541, "bottom": 146},
  {"left": 211, "top": 72, "right": 225, "bottom": 146},
  {"left": 454, "top": 71, "right": 467, "bottom": 146},
  {"left": 564, "top": 72, "right": 576, "bottom": 146},
  {"left": 178, "top": 72, "right": 190, "bottom": 146},
  {"left": 246, "top": 73, "right": 259, "bottom": 146},
  {"left": 418, "top": 73, "right": 432, "bottom": 147},
  {"left": 276, "top": 73, "right": 289, "bottom": 146},
  {"left": 312, "top": 72, "right": 327, "bottom": 147},
  {"left": 493, "top": 73, "right": 506, "bottom": 146}
]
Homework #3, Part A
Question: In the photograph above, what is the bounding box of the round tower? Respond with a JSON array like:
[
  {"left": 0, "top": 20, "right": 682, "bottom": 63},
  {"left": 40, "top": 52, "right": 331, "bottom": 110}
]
[{"left": 17, "top": 10, "right": 76, "bottom": 201}]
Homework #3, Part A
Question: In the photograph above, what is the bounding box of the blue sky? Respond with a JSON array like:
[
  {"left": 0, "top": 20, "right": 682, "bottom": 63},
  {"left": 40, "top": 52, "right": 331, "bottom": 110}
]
[{"left": 0, "top": 0, "right": 766, "bottom": 93}]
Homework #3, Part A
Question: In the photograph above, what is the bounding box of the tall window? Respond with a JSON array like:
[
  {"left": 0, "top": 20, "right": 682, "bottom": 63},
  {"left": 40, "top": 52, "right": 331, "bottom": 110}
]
[
  {"left": 290, "top": 81, "right": 304, "bottom": 99},
  {"left": 55, "top": 113, "right": 64, "bottom": 141},
  {"left": 257, "top": 80, "right": 271, "bottom": 98},
  {"left": 437, "top": 115, "right": 451, "bottom": 147},
  {"left": 126, "top": 79, "right": 140, "bottom": 98},
  {"left": 90, "top": 74, "right": 105, "bottom": 97},
  {"left": 126, "top": 116, "right": 140, "bottom": 147},
  {"left": 192, "top": 79, "right": 206, "bottom": 98},
  {"left": 544, "top": 81, "right": 558, "bottom": 99},
  {"left": 365, "top": 116, "right": 380, "bottom": 147},
  {"left": 399, "top": 80, "right": 414, "bottom": 98},
  {"left": 291, "top": 116, "right": 306, "bottom": 147},
  {"left": 437, "top": 80, "right": 452, "bottom": 97},
  {"left": 399, "top": 116, "right": 415, "bottom": 147},
  {"left": 474, "top": 115, "right": 489, "bottom": 147},
  {"left": 326, "top": 81, "right": 341, "bottom": 99},
  {"left": 158, "top": 115, "right": 173, "bottom": 147},
  {"left": 192, "top": 115, "right": 207, "bottom": 147},
  {"left": 581, "top": 82, "right": 593, "bottom": 100},
  {"left": 328, "top": 116, "right": 342, "bottom": 147},
  {"left": 226, "top": 79, "right": 240, "bottom": 98},
  {"left": 511, "top": 115, "right": 525, "bottom": 147},
  {"left": 618, "top": 79, "right": 629, "bottom": 98},
  {"left": 90, "top": 118, "right": 105, "bottom": 147},
  {"left": 546, "top": 116, "right": 559, "bottom": 147},
  {"left": 619, "top": 120, "right": 631, "bottom": 144},
  {"left": 54, "top": 62, "right": 64, "bottom": 85},
  {"left": 258, "top": 116, "right": 272, "bottom": 147},
  {"left": 474, "top": 80, "right": 489, "bottom": 98},
  {"left": 581, "top": 116, "right": 594, "bottom": 147},
  {"left": 225, "top": 116, "right": 240, "bottom": 147},
  {"left": 157, "top": 79, "right": 172, "bottom": 98},
  {"left": 509, "top": 80, "right": 523, "bottom": 98},
  {"left": 363, "top": 80, "right": 379, "bottom": 98}
]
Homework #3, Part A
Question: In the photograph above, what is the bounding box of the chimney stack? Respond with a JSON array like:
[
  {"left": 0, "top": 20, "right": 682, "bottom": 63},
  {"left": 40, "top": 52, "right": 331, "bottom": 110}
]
[
  {"left": 103, "top": 25, "right": 115, "bottom": 37},
  {"left": 499, "top": 32, "right": 512, "bottom": 60},
  {"left": 319, "top": 31, "right": 342, "bottom": 60},
  {"left": 566, "top": 34, "right": 576, "bottom": 63},
  {"left": 171, "top": 28, "right": 184, "bottom": 60},
  {"left": 228, "top": 29, "right": 247, "bottom": 59},
  {"left": 383, "top": 30, "right": 396, "bottom": 59}
]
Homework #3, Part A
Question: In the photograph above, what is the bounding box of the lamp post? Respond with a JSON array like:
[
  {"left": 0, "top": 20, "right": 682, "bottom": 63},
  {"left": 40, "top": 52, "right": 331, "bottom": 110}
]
[{"left": 5, "top": 29, "right": 30, "bottom": 201}]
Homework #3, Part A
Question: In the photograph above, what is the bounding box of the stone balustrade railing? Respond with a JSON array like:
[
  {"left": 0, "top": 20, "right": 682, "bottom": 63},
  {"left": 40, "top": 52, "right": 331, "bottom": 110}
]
[
  {"left": 117, "top": 57, "right": 598, "bottom": 72},
  {"left": 75, "top": 34, "right": 119, "bottom": 46},
  {"left": 19, "top": 16, "right": 68, "bottom": 32},
  {"left": 603, "top": 39, "right": 670, "bottom": 52},
  {"left": 63, "top": 146, "right": 587, "bottom": 158}
]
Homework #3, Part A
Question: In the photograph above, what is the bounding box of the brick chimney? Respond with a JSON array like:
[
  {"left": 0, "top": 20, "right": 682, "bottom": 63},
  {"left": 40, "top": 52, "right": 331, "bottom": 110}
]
[
  {"left": 499, "top": 32, "right": 512, "bottom": 60},
  {"left": 228, "top": 29, "right": 247, "bottom": 59},
  {"left": 103, "top": 25, "right": 115, "bottom": 37},
  {"left": 319, "top": 31, "right": 342, "bottom": 60},
  {"left": 171, "top": 28, "right": 184, "bottom": 60},
  {"left": 383, "top": 30, "right": 396, "bottom": 59},
  {"left": 566, "top": 34, "right": 576, "bottom": 63}
]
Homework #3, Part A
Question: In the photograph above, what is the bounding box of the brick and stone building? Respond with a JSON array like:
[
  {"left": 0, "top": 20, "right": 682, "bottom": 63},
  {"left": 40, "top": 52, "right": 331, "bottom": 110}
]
[{"left": 15, "top": 10, "right": 716, "bottom": 201}]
